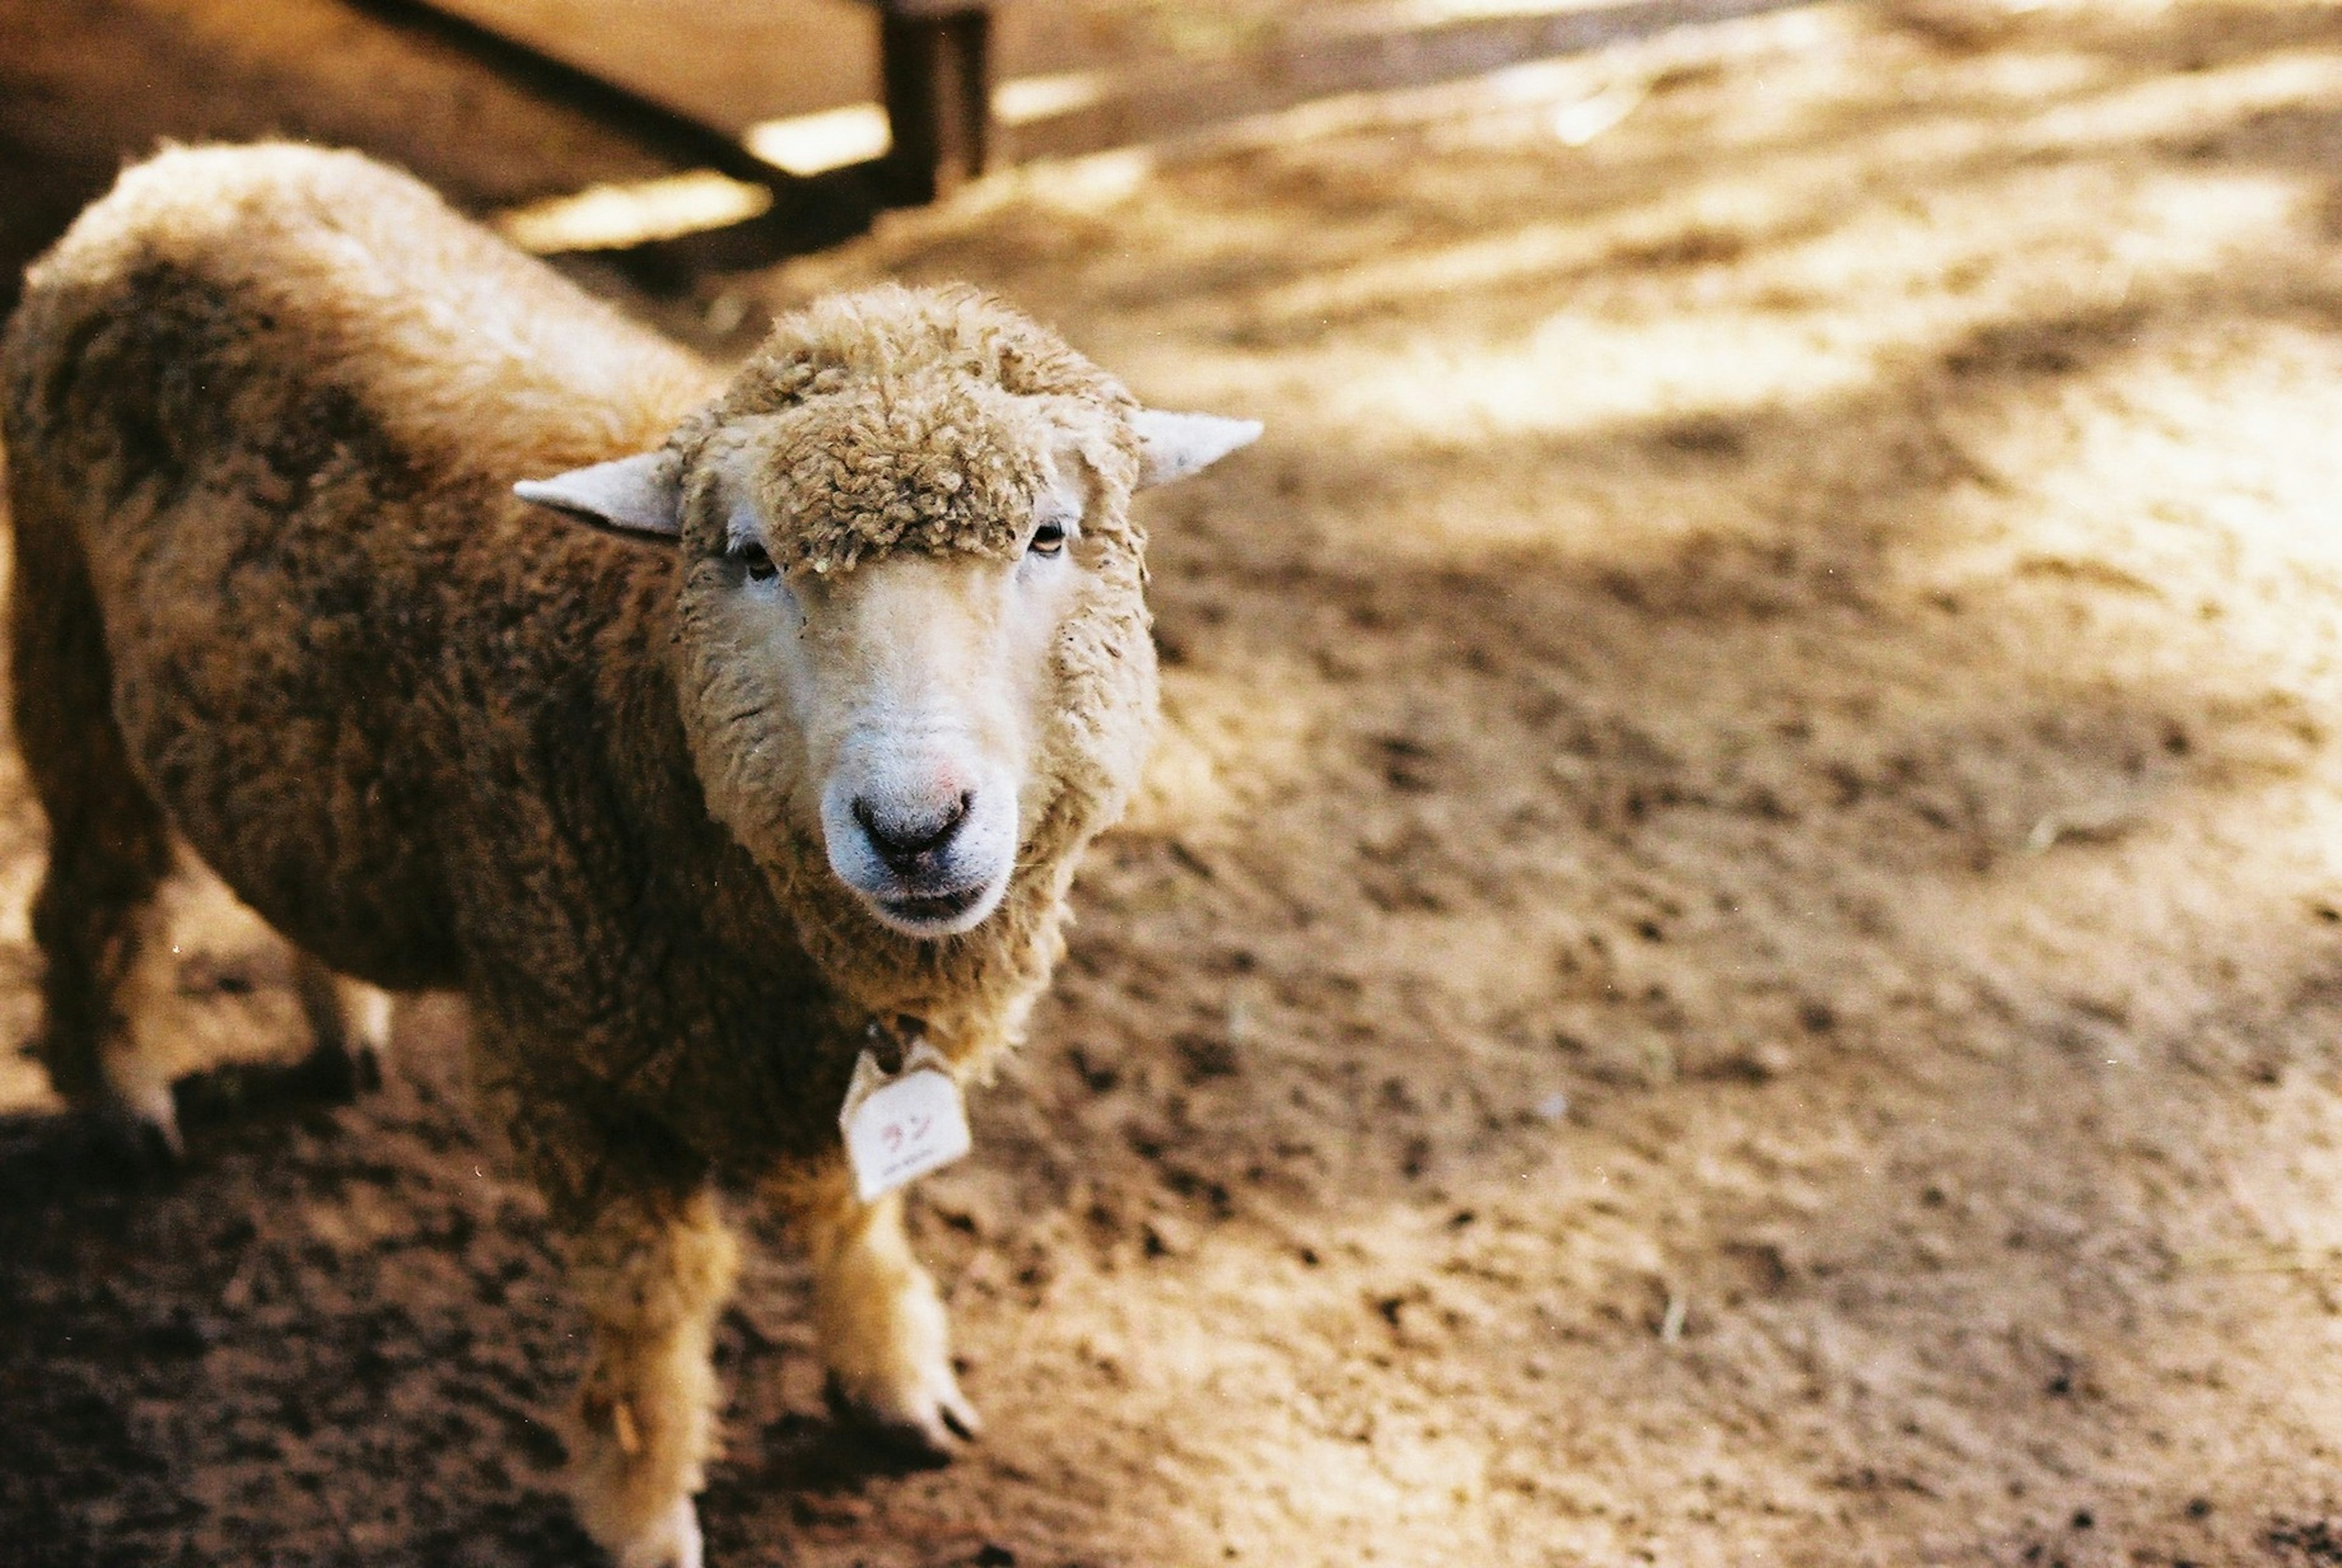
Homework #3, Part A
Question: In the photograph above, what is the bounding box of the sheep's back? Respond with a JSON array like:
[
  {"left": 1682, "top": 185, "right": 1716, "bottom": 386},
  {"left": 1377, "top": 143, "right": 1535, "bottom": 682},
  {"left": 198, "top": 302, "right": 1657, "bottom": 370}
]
[
  {"left": 0, "top": 143, "right": 723, "bottom": 992},
  {"left": 6, "top": 141, "right": 717, "bottom": 481}
]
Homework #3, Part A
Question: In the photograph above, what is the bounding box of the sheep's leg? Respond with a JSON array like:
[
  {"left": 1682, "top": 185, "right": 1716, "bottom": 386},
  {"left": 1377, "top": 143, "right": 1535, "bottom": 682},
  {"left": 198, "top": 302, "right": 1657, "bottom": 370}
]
[
  {"left": 11, "top": 487, "right": 181, "bottom": 1158},
  {"left": 291, "top": 951, "right": 392, "bottom": 1097},
  {"left": 778, "top": 1157, "right": 979, "bottom": 1457},
  {"left": 564, "top": 1183, "right": 740, "bottom": 1568},
  {"left": 31, "top": 877, "right": 179, "bottom": 1158}
]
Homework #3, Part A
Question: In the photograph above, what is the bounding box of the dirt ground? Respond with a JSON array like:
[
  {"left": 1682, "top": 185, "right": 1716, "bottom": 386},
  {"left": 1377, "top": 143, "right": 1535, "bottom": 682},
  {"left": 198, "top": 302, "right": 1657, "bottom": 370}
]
[{"left": 13, "top": 0, "right": 2342, "bottom": 1563}]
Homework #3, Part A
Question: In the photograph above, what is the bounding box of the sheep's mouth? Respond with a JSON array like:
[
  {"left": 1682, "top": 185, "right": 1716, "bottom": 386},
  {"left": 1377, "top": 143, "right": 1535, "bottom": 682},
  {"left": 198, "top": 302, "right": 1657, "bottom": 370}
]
[{"left": 873, "top": 884, "right": 989, "bottom": 932}]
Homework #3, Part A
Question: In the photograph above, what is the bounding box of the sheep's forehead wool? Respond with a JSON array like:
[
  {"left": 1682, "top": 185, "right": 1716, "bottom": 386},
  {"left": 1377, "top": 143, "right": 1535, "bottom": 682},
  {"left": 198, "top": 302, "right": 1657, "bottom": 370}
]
[
  {"left": 692, "top": 284, "right": 1140, "bottom": 576},
  {"left": 742, "top": 384, "right": 1051, "bottom": 575}
]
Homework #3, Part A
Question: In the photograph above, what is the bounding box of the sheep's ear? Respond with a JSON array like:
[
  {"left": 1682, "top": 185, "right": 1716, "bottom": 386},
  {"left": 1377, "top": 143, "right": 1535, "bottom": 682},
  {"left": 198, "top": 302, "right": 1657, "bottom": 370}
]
[
  {"left": 1132, "top": 410, "right": 1262, "bottom": 489},
  {"left": 514, "top": 452, "right": 681, "bottom": 538}
]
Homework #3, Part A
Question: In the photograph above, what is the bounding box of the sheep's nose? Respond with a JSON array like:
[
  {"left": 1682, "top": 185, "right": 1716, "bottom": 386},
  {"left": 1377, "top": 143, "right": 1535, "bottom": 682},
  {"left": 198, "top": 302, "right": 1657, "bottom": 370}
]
[{"left": 853, "top": 791, "right": 972, "bottom": 873}]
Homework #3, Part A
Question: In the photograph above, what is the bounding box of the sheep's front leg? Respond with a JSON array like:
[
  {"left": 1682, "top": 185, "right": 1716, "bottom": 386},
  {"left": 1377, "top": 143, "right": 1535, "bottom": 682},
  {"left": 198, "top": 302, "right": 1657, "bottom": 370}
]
[
  {"left": 779, "top": 1158, "right": 978, "bottom": 1456},
  {"left": 291, "top": 950, "right": 393, "bottom": 1097},
  {"left": 564, "top": 1185, "right": 740, "bottom": 1568}
]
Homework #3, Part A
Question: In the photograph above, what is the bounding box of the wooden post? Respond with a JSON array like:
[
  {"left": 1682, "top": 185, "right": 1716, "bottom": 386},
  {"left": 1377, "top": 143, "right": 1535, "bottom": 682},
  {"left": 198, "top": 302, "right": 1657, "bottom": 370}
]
[{"left": 872, "top": 1, "right": 994, "bottom": 205}]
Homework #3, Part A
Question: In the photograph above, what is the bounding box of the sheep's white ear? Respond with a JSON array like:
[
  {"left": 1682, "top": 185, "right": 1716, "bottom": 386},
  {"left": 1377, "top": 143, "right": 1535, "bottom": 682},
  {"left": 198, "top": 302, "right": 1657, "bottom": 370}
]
[
  {"left": 514, "top": 452, "right": 681, "bottom": 538},
  {"left": 1132, "top": 410, "right": 1262, "bottom": 489}
]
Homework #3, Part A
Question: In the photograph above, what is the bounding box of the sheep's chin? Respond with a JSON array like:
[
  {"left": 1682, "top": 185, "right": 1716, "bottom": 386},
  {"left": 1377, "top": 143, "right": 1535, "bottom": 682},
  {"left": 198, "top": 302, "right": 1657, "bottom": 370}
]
[{"left": 858, "top": 876, "right": 1009, "bottom": 940}]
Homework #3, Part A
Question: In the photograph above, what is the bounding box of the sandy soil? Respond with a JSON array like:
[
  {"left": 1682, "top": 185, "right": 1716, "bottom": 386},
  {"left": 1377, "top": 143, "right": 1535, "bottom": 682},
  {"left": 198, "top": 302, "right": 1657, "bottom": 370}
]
[{"left": 11, "top": 1, "right": 2342, "bottom": 1564}]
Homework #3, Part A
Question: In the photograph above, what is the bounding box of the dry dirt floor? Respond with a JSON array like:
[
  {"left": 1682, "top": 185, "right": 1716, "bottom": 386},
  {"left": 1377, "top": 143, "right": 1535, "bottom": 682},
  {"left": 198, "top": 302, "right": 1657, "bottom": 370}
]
[{"left": 14, "top": 1, "right": 2342, "bottom": 1564}]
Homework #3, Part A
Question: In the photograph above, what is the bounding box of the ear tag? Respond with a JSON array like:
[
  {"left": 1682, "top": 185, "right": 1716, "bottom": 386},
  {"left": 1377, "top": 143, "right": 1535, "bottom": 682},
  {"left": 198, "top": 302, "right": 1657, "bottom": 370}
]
[{"left": 840, "top": 1038, "right": 972, "bottom": 1202}]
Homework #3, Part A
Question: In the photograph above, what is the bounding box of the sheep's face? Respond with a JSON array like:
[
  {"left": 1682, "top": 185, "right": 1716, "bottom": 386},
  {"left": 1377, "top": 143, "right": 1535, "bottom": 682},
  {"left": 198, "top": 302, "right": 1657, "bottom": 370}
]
[
  {"left": 681, "top": 425, "right": 1101, "bottom": 939},
  {"left": 514, "top": 288, "right": 1259, "bottom": 943},
  {"left": 793, "top": 548, "right": 1067, "bottom": 936},
  {"left": 520, "top": 403, "right": 1257, "bottom": 942}
]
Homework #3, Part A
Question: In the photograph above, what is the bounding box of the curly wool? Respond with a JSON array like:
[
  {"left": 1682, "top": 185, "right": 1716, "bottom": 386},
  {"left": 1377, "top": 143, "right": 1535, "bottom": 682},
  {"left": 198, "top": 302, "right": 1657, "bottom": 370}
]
[
  {"left": 759, "top": 386, "right": 1046, "bottom": 574},
  {"left": 675, "top": 286, "right": 1141, "bottom": 576}
]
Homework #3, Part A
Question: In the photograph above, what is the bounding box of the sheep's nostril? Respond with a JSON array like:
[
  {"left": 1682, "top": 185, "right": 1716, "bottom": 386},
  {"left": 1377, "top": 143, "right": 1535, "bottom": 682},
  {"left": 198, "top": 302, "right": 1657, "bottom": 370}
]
[{"left": 853, "top": 791, "right": 972, "bottom": 870}]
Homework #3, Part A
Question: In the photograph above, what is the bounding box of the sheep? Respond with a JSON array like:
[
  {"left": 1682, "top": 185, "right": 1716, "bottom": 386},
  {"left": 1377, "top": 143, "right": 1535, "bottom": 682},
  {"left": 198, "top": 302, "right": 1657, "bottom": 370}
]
[{"left": 1, "top": 141, "right": 1258, "bottom": 1567}]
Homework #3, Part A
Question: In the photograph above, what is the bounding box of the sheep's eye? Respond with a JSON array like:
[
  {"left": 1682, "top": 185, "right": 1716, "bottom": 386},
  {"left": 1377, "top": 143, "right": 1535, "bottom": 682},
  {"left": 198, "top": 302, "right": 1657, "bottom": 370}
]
[
  {"left": 733, "top": 541, "right": 778, "bottom": 582},
  {"left": 1028, "top": 520, "right": 1067, "bottom": 557}
]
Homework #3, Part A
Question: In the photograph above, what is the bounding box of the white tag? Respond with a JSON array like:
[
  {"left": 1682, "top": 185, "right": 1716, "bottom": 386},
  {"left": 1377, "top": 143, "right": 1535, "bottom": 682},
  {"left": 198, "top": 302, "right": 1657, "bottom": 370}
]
[{"left": 839, "top": 1039, "right": 972, "bottom": 1202}]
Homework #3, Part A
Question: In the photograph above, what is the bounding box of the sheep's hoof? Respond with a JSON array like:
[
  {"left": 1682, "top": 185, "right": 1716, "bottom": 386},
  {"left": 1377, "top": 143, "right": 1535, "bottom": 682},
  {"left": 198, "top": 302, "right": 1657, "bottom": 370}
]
[
  {"left": 85, "top": 1040, "right": 187, "bottom": 1168},
  {"left": 99, "top": 1088, "right": 184, "bottom": 1170},
  {"left": 301, "top": 1037, "right": 384, "bottom": 1102},
  {"left": 612, "top": 1498, "right": 702, "bottom": 1568},
  {"left": 824, "top": 1372, "right": 981, "bottom": 1464}
]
